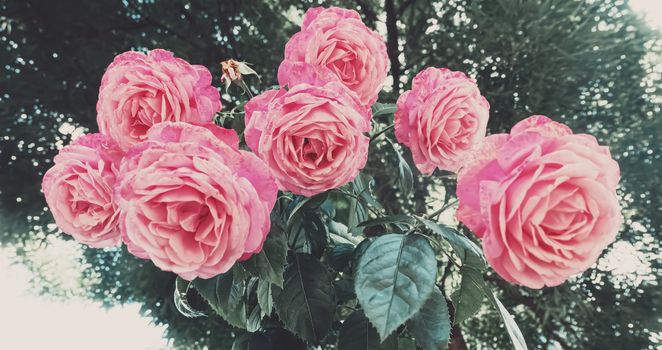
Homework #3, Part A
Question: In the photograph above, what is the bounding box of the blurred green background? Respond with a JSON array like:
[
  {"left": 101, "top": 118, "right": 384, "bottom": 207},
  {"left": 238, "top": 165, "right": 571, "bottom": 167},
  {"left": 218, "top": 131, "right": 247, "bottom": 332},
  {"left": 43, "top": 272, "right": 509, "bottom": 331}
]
[{"left": 0, "top": 0, "right": 660, "bottom": 349}]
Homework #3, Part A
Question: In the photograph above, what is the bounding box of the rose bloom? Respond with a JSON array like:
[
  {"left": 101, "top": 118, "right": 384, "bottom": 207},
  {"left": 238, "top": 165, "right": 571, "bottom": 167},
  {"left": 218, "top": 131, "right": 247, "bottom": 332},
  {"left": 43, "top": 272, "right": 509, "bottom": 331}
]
[
  {"left": 244, "top": 71, "right": 371, "bottom": 196},
  {"left": 42, "top": 133, "right": 123, "bottom": 248},
  {"left": 395, "top": 67, "right": 489, "bottom": 174},
  {"left": 97, "top": 49, "right": 221, "bottom": 150},
  {"left": 456, "top": 115, "right": 622, "bottom": 288},
  {"left": 278, "top": 6, "right": 389, "bottom": 105},
  {"left": 115, "top": 122, "right": 277, "bottom": 280}
]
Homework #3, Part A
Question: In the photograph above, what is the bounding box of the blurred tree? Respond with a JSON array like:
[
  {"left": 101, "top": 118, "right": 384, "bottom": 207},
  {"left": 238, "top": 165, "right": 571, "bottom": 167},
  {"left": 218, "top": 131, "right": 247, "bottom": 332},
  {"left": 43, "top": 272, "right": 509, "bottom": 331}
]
[{"left": 0, "top": 0, "right": 659, "bottom": 349}]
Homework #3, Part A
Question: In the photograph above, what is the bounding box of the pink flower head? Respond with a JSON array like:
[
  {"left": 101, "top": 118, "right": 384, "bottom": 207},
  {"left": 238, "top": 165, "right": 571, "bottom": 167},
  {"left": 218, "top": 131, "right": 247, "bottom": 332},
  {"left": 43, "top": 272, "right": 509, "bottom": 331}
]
[
  {"left": 395, "top": 67, "right": 489, "bottom": 174},
  {"left": 42, "top": 133, "right": 123, "bottom": 248},
  {"left": 97, "top": 49, "right": 221, "bottom": 150},
  {"left": 244, "top": 78, "right": 371, "bottom": 196},
  {"left": 115, "top": 122, "right": 277, "bottom": 280},
  {"left": 278, "top": 6, "right": 389, "bottom": 105},
  {"left": 456, "top": 115, "right": 622, "bottom": 288}
]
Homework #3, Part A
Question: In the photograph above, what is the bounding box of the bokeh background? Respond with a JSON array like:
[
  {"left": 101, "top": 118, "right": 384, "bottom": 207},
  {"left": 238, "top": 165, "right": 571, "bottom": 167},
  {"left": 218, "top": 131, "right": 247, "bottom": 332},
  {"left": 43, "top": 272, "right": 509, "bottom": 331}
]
[{"left": 0, "top": 0, "right": 660, "bottom": 349}]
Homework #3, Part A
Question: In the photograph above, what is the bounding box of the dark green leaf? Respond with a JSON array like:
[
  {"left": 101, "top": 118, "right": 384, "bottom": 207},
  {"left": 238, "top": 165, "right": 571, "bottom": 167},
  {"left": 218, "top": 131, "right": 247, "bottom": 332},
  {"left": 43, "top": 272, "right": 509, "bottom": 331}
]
[
  {"left": 232, "top": 335, "right": 250, "bottom": 350},
  {"left": 338, "top": 310, "right": 398, "bottom": 350},
  {"left": 247, "top": 304, "right": 262, "bottom": 333},
  {"left": 287, "top": 192, "right": 329, "bottom": 227},
  {"left": 358, "top": 214, "right": 416, "bottom": 233},
  {"left": 407, "top": 288, "right": 451, "bottom": 350},
  {"left": 174, "top": 277, "right": 206, "bottom": 318},
  {"left": 398, "top": 338, "right": 418, "bottom": 350},
  {"left": 242, "top": 226, "right": 288, "bottom": 288},
  {"left": 355, "top": 234, "right": 437, "bottom": 340},
  {"left": 334, "top": 278, "right": 357, "bottom": 303},
  {"left": 351, "top": 238, "right": 373, "bottom": 275},
  {"left": 327, "top": 243, "right": 355, "bottom": 272},
  {"left": 451, "top": 266, "right": 485, "bottom": 324},
  {"left": 193, "top": 269, "right": 247, "bottom": 329},
  {"left": 302, "top": 212, "right": 328, "bottom": 258},
  {"left": 418, "top": 217, "right": 486, "bottom": 270},
  {"left": 257, "top": 280, "right": 273, "bottom": 318},
  {"left": 387, "top": 139, "right": 414, "bottom": 198},
  {"left": 352, "top": 173, "right": 383, "bottom": 210},
  {"left": 371, "top": 102, "right": 397, "bottom": 117},
  {"left": 274, "top": 253, "right": 337, "bottom": 344}
]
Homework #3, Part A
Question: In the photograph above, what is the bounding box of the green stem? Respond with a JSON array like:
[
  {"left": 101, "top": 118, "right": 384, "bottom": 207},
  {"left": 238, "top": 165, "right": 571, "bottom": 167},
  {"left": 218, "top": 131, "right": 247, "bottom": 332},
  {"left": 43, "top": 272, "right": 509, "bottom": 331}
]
[
  {"left": 426, "top": 199, "right": 458, "bottom": 220},
  {"left": 370, "top": 124, "right": 394, "bottom": 142}
]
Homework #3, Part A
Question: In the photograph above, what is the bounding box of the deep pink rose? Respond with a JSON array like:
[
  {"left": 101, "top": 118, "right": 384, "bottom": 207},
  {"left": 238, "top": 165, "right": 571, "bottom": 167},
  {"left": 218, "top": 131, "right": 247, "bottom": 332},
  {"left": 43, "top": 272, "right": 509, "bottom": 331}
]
[
  {"left": 115, "top": 122, "right": 277, "bottom": 280},
  {"left": 97, "top": 49, "right": 221, "bottom": 150},
  {"left": 395, "top": 67, "right": 489, "bottom": 174},
  {"left": 244, "top": 79, "right": 371, "bottom": 196},
  {"left": 278, "top": 6, "right": 388, "bottom": 105},
  {"left": 42, "top": 133, "right": 123, "bottom": 248},
  {"left": 456, "top": 115, "right": 622, "bottom": 288}
]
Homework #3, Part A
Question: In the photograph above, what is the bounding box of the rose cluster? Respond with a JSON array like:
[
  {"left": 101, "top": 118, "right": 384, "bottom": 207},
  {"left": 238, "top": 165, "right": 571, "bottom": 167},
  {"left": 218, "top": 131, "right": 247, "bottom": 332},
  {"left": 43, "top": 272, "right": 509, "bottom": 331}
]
[
  {"left": 43, "top": 49, "right": 278, "bottom": 280},
  {"left": 246, "top": 6, "right": 388, "bottom": 196},
  {"left": 43, "top": 6, "right": 621, "bottom": 288}
]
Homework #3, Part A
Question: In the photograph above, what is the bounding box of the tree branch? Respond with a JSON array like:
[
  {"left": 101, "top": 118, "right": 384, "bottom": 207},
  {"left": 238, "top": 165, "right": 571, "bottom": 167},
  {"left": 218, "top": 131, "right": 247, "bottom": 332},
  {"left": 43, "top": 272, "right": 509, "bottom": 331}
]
[{"left": 384, "top": 0, "right": 402, "bottom": 90}]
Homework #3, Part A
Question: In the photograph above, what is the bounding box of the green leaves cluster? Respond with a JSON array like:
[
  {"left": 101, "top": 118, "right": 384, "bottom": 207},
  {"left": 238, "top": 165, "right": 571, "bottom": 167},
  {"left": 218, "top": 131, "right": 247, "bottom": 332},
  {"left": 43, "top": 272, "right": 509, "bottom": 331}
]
[{"left": 170, "top": 171, "right": 527, "bottom": 350}]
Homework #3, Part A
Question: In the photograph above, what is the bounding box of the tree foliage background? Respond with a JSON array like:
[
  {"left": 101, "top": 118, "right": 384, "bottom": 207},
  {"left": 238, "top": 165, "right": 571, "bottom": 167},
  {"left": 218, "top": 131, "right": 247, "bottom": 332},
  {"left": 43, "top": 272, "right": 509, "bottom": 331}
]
[{"left": 0, "top": 0, "right": 660, "bottom": 349}]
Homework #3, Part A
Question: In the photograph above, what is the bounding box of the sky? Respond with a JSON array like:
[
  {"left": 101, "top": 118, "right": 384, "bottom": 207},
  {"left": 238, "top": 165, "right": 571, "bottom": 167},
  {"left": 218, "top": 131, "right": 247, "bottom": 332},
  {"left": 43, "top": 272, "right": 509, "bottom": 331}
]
[{"left": 1, "top": 1, "right": 661, "bottom": 349}]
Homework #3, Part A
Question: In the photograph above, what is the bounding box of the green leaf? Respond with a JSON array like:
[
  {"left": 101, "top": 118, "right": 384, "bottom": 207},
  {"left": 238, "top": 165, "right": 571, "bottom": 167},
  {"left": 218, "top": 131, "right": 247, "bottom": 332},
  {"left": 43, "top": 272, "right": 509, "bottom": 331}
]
[
  {"left": 451, "top": 266, "right": 485, "bottom": 324},
  {"left": 302, "top": 212, "right": 328, "bottom": 257},
  {"left": 407, "top": 288, "right": 451, "bottom": 350},
  {"left": 334, "top": 278, "right": 357, "bottom": 303},
  {"left": 483, "top": 287, "right": 528, "bottom": 350},
  {"left": 231, "top": 335, "right": 250, "bottom": 350},
  {"left": 398, "top": 338, "right": 418, "bottom": 350},
  {"left": 387, "top": 139, "right": 414, "bottom": 198},
  {"left": 247, "top": 304, "right": 262, "bottom": 333},
  {"left": 256, "top": 280, "right": 273, "bottom": 318},
  {"left": 327, "top": 243, "right": 355, "bottom": 272},
  {"left": 351, "top": 238, "right": 373, "bottom": 276},
  {"left": 338, "top": 310, "right": 398, "bottom": 350},
  {"left": 371, "top": 102, "right": 397, "bottom": 117},
  {"left": 451, "top": 268, "right": 527, "bottom": 349},
  {"left": 173, "top": 277, "right": 206, "bottom": 318},
  {"left": 355, "top": 234, "right": 437, "bottom": 340},
  {"left": 241, "top": 226, "right": 288, "bottom": 288},
  {"left": 358, "top": 214, "right": 416, "bottom": 233},
  {"left": 352, "top": 173, "right": 383, "bottom": 210},
  {"left": 287, "top": 192, "right": 328, "bottom": 227},
  {"left": 418, "top": 217, "right": 486, "bottom": 270},
  {"left": 274, "top": 253, "right": 337, "bottom": 344},
  {"left": 193, "top": 269, "right": 247, "bottom": 329}
]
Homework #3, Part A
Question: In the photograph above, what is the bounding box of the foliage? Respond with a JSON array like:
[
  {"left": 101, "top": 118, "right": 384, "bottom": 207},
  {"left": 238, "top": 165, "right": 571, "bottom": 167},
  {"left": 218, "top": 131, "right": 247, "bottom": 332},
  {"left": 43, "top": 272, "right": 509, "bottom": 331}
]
[{"left": 1, "top": 0, "right": 660, "bottom": 349}]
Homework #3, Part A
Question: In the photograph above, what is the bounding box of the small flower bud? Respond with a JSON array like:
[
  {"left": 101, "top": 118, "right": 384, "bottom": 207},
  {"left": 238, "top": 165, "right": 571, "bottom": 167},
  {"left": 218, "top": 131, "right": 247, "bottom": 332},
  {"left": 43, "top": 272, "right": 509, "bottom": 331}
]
[{"left": 220, "top": 59, "right": 259, "bottom": 92}]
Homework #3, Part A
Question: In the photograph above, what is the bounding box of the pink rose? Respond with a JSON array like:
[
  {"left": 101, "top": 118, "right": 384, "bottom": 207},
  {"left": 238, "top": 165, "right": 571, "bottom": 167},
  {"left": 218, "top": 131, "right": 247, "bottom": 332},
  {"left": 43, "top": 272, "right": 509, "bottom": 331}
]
[
  {"left": 456, "top": 115, "right": 622, "bottom": 288},
  {"left": 97, "top": 49, "right": 221, "bottom": 150},
  {"left": 395, "top": 67, "right": 489, "bottom": 174},
  {"left": 115, "top": 122, "right": 277, "bottom": 280},
  {"left": 42, "top": 133, "right": 123, "bottom": 248},
  {"left": 278, "top": 7, "right": 389, "bottom": 105},
  {"left": 244, "top": 79, "right": 371, "bottom": 196}
]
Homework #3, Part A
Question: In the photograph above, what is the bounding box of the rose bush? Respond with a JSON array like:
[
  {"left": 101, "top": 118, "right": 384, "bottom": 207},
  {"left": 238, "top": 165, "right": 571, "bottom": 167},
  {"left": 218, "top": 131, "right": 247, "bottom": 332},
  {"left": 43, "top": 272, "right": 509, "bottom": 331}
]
[
  {"left": 278, "top": 6, "right": 389, "bottom": 105},
  {"left": 456, "top": 115, "right": 622, "bottom": 288},
  {"left": 42, "top": 133, "right": 123, "bottom": 247},
  {"left": 395, "top": 67, "right": 489, "bottom": 173},
  {"left": 97, "top": 49, "right": 221, "bottom": 150},
  {"left": 114, "top": 122, "right": 277, "bottom": 280},
  {"left": 40, "top": 5, "right": 625, "bottom": 349}
]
